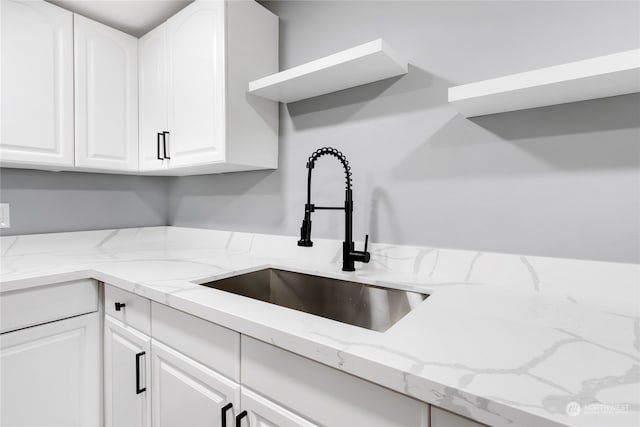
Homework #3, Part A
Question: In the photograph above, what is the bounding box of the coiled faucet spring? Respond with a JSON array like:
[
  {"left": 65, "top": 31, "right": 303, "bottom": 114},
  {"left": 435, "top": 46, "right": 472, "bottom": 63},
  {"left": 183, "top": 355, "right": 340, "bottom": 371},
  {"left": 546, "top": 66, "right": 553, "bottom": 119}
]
[{"left": 306, "top": 147, "right": 352, "bottom": 190}]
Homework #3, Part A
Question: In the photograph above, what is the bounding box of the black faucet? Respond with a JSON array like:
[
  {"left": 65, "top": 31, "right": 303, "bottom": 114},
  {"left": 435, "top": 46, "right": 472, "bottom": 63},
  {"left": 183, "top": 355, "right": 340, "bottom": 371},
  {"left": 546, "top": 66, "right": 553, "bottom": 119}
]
[{"left": 297, "top": 147, "right": 371, "bottom": 271}]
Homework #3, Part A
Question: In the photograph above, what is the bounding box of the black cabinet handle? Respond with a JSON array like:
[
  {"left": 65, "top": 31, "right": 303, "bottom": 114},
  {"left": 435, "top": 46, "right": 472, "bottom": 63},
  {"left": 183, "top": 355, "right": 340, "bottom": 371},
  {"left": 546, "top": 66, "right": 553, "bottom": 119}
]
[
  {"left": 163, "top": 131, "right": 171, "bottom": 159},
  {"left": 235, "top": 411, "right": 247, "bottom": 427},
  {"left": 221, "top": 403, "right": 233, "bottom": 427},
  {"left": 114, "top": 302, "right": 126, "bottom": 311},
  {"left": 157, "top": 133, "right": 163, "bottom": 160},
  {"left": 135, "top": 351, "right": 146, "bottom": 394}
]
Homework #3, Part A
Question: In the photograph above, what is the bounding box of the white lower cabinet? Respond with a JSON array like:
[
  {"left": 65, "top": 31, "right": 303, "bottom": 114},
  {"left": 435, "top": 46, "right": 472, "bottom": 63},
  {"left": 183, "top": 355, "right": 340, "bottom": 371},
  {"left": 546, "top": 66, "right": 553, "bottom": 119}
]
[
  {"left": 104, "top": 315, "right": 152, "bottom": 427},
  {"left": 151, "top": 339, "right": 240, "bottom": 427},
  {"left": 241, "top": 336, "right": 430, "bottom": 427},
  {"left": 0, "top": 312, "right": 100, "bottom": 427},
  {"left": 241, "top": 388, "right": 317, "bottom": 427},
  {"left": 104, "top": 285, "right": 486, "bottom": 427}
]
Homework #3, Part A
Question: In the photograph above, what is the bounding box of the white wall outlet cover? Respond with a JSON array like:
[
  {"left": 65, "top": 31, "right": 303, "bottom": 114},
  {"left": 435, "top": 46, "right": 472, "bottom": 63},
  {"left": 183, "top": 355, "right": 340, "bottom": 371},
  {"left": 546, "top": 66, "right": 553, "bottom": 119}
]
[{"left": 0, "top": 203, "right": 11, "bottom": 228}]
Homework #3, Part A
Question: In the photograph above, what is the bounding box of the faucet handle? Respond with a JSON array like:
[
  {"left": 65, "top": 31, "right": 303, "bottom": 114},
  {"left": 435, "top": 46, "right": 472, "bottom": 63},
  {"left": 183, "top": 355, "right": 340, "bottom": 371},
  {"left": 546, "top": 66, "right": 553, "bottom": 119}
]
[{"left": 361, "top": 234, "right": 371, "bottom": 263}]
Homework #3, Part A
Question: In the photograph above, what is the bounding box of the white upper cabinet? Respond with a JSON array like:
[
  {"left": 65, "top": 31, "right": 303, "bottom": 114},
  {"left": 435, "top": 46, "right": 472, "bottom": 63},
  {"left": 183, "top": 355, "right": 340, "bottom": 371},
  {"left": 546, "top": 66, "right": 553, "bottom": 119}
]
[
  {"left": 2, "top": 0, "right": 276, "bottom": 175},
  {"left": 74, "top": 13, "right": 139, "bottom": 172},
  {"left": 0, "top": 0, "right": 74, "bottom": 169},
  {"left": 138, "top": 23, "right": 169, "bottom": 172},
  {"left": 165, "top": 0, "right": 226, "bottom": 169},
  {"left": 138, "top": 0, "right": 279, "bottom": 175}
]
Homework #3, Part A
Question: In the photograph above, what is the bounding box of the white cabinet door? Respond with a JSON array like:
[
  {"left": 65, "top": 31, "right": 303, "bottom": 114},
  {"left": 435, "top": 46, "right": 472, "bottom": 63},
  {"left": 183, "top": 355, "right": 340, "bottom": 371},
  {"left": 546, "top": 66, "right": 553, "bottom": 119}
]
[
  {"left": 0, "top": 0, "right": 74, "bottom": 168},
  {"left": 0, "top": 312, "right": 100, "bottom": 426},
  {"left": 241, "top": 388, "right": 317, "bottom": 427},
  {"left": 242, "top": 336, "right": 429, "bottom": 427},
  {"left": 74, "top": 13, "right": 138, "bottom": 172},
  {"left": 166, "top": 0, "right": 226, "bottom": 168},
  {"left": 105, "top": 315, "right": 151, "bottom": 427},
  {"left": 151, "top": 339, "right": 240, "bottom": 427},
  {"left": 138, "top": 23, "right": 168, "bottom": 172}
]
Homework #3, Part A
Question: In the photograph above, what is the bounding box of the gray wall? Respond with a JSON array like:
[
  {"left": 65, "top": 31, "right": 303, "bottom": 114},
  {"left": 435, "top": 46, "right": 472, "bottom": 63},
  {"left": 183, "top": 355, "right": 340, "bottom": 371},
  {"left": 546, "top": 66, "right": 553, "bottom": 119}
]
[
  {"left": 1, "top": 2, "right": 638, "bottom": 263},
  {"left": 168, "top": 0, "right": 640, "bottom": 263},
  {"left": 0, "top": 169, "right": 167, "bottom": 236}
]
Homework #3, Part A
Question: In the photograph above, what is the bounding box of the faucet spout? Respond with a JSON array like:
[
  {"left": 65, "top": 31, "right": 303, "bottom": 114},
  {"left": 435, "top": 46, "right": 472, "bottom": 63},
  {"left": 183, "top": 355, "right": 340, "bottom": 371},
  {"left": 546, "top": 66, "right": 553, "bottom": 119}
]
[{"left": 297, "top": 147, "right": 371, "bottom": 271}]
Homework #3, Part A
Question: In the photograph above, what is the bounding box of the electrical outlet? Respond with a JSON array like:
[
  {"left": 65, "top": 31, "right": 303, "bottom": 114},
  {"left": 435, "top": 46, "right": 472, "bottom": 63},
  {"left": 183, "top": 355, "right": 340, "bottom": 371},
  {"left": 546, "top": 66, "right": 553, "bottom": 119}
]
[{"left": 0, "top": 203, "right": 10, "bottom": 228}]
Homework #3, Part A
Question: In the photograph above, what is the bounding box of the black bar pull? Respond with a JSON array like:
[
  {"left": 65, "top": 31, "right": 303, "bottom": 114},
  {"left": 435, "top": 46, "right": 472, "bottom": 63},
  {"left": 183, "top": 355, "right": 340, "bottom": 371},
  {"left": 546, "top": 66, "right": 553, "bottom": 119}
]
[
  {"left": 163, "top": 131, "right": 171, "bottom": 159},
  {"left": 314, "top": 206, "right": 344, "bottom": 211},
  {"left": 235, "top": 411, "right": 247, "bottom": 427},
  {"left": 221, "top": 403, "right": 233, "bottom": 427},
  {"left": 135, "top": 351, "right": 146, "bottom": 394},
  {"left": 157, "top": 133, "right": 163, "bottom": 160},
  {"left": 114, "top": 302, "right": 126, "bottom": 311}
]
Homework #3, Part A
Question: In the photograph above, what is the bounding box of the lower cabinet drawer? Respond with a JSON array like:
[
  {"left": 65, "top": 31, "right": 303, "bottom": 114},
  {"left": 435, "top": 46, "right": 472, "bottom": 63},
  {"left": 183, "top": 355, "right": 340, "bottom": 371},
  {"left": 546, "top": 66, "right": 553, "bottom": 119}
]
[
  {"left": 151, "top": 302, "right": 240, "bottom": 382},
  {"left": 241, "top": 336, "right": 429, "bottom": 427},
  {"left": 105, "top": 284, "right": 151, "bottom": 335},
  {"left": 0, "top": 279, "right": 98, "bottom": 333}
]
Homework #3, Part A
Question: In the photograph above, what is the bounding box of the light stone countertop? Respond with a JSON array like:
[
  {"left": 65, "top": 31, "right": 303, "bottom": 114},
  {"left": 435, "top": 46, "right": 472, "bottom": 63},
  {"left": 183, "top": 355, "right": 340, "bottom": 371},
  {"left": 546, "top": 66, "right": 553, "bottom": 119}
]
[{"left": 1, "top": 226, "right": 638, "bottom": 427}]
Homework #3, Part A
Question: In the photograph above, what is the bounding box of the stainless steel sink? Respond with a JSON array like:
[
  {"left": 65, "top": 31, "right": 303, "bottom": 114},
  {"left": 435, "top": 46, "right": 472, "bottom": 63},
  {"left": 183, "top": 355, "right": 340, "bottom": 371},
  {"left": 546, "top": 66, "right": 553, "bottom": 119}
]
[{"left": 199, "top": 268, "right": 428, "bottom": 332}]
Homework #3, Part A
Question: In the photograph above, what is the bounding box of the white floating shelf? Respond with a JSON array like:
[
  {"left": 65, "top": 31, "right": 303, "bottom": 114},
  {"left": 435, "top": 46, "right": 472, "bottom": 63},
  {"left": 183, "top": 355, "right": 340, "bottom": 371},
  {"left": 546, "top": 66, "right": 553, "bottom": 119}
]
[
  {"left": 448, "top": 49, "right": 640, "bottom": 117},
  {"left": 248, "top": 39, "right": 408, "bottom": 103}
]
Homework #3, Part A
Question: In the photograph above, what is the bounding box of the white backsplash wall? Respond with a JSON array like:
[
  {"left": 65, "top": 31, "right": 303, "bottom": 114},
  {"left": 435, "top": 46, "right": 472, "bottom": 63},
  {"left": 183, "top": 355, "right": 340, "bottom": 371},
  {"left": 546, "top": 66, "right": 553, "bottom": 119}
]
[
  {"left": 0, "top": 168, "right": 168, "bottom": 235},
  {"left": 168, "top": 0, "right": 640, "bottom": 264}
]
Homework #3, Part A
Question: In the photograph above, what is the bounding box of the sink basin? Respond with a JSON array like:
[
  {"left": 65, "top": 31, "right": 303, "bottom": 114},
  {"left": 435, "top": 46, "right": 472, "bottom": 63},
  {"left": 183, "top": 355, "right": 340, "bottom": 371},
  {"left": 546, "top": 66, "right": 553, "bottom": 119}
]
[{"left": 199, "top": 268, "right": 428, "bottom": 332}]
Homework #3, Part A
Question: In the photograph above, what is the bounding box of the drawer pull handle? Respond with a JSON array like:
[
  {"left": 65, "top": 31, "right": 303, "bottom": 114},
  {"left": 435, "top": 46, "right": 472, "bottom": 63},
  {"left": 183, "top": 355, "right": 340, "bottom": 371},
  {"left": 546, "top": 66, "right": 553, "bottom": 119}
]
[
  {"left": 114, "top": 302, "right": 126, "bottom": 311},
  {"left": 221, "top": 403, "right": 233, "bottom": 427},
  {"left": 135, "top": 351, "right": 146, "bottom": 394},
  {"left": 235, "top": 411, "right": 247, "bottom": 427}
]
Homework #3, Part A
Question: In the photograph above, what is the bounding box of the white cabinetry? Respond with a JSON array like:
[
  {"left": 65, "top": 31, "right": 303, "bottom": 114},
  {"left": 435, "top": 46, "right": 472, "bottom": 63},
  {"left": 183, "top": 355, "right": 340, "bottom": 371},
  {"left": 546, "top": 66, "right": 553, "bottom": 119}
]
[
  {"left": 0, "top": 280, "right": 100, "bottom": 426},
  {"left": 104, "top": 285, "right": 152, "bottom": 426},
  {"left": 151, "top": 340, "right": 240, "bottom": 427},
  {"left": 104, "top": 285, "right": 487, "bottom": 427},
  {"left": 74, "top": 14, "right": 139, "bottom": 172},
  {"left": 105, "top": 285, "right": 242, "bottom": 426},
  {"left": 104, "top": 316, "right": 152, "bottom": 427},
  {"left": 242, "top": 335, "right": 429, "bottom": 427},
  {"left": 138, "top": 23, "right": 169, "bottom": 171},
  {"left": 165, "top": 0, "right": 226, "bottom": 169},
  {"left": 1, "top": 313, "right": 101, "bottom": 427},
  {"left": 0, "top": 0, "right": 74, "bottom": 169},
  {"left": 241, "top": 388, "right": 317, "bottom": 427},
  {"left": 2, "top": 0, "right": 276, "bottom": 176},
  {"left": 138, "top": 0, "right": 279, "bottom": 175}
]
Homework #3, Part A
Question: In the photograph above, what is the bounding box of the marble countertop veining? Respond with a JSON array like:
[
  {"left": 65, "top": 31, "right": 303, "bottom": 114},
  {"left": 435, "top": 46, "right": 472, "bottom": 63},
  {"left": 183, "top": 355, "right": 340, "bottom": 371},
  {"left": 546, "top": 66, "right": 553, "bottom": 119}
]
[{"left": 1, "top": 226, "right": 639, "bottom": 427}]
